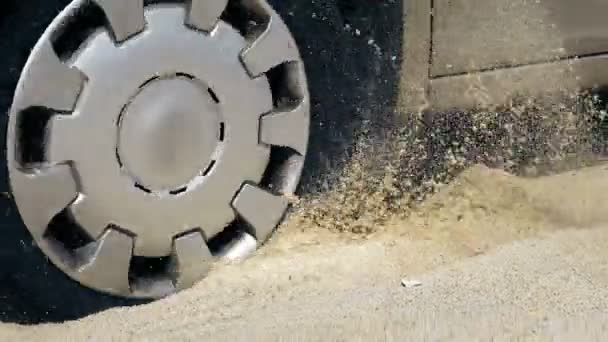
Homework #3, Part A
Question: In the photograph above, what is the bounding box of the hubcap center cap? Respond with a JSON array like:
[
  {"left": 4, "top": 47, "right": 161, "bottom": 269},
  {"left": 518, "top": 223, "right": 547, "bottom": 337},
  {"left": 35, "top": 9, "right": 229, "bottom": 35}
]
[{"left": 118, "top": 76, "right": 221, "bottom": 192}]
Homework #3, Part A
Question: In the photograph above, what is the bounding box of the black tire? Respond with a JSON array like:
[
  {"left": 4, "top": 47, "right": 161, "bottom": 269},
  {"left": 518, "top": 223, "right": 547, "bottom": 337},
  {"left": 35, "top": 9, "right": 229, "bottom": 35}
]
[{"left": 0, "top": 0, "right": 404, "bottom": 323}]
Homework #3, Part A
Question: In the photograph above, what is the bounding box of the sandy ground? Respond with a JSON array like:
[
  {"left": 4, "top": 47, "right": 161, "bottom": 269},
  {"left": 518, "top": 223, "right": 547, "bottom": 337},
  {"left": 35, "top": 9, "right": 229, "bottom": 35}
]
[{"left": 1, "top": 164, "right": 608, "bottom": 340}]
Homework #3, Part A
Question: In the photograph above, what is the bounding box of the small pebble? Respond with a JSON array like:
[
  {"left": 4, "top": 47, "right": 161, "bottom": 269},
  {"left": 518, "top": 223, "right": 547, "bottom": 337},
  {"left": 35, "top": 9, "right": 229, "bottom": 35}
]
[{"left": 401, "top": 279, "right": 422, "bottom": 288}]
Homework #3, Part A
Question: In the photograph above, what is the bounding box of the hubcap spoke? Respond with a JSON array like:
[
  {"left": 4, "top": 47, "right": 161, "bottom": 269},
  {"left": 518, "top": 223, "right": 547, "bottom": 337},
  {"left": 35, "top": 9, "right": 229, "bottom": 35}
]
[
  {"left": 187, "top": 0, "right": 228, "bottom": 32},
  {"left": 69, "top": 196, "right": 109, "bottom": 240},
  {"left": 260, "top": 101, "right": 310, "bottom": 155},
  {"left": 232, "top": 184, "right": 288, "bottom": 242},
  {"left": 93, "top": 0, "right": 146, "bottom": 43},
  {"left": 47, "top": 115, "right": 81, "bottom": 164},
  {"left": 133, "top": 232, "right": 175, "bottom": 258},
  {"left": 172, "top": 231, "right": 213, "bottom": 290},
  {"left": 13, "top": 41, "right": 84, "bottom": 112},
  {"left": 12, "top": 165, "right": 78, "bottom": 238},
  {"left": 76, "top": 228, "right": 134, "bottom": 294},
  {"left": 241, "top": 15, "right": 300, "bottom": 77}
]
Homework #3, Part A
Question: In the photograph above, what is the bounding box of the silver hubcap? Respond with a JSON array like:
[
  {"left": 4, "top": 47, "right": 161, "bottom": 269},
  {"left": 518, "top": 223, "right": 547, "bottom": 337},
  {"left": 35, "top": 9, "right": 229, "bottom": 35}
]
[{"left": 7, "top": 0, "right": 309, "bottom": 298}]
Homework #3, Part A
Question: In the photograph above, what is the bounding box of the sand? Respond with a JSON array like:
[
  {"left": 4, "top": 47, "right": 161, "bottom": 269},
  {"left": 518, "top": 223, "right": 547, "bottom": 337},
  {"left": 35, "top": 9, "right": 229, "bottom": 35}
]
[{"left": 1, "top": 164, "right": 607, "bottom": 340}]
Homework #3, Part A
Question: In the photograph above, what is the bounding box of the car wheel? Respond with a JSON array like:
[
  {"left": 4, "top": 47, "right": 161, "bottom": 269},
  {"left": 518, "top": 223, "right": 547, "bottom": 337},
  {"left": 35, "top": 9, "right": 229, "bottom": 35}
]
[{"left": 0, "top": 0, "right": 403, "bottom": 322}]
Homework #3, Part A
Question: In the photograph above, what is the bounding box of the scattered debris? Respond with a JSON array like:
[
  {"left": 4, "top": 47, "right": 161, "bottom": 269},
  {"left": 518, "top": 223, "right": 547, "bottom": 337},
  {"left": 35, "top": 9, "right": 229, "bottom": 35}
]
[
  {"left": 401, "top": 279, "right": 423, "bottom": 288},
  {"left": 291, "top": 94, "right": 608, "bottom": 235}
]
